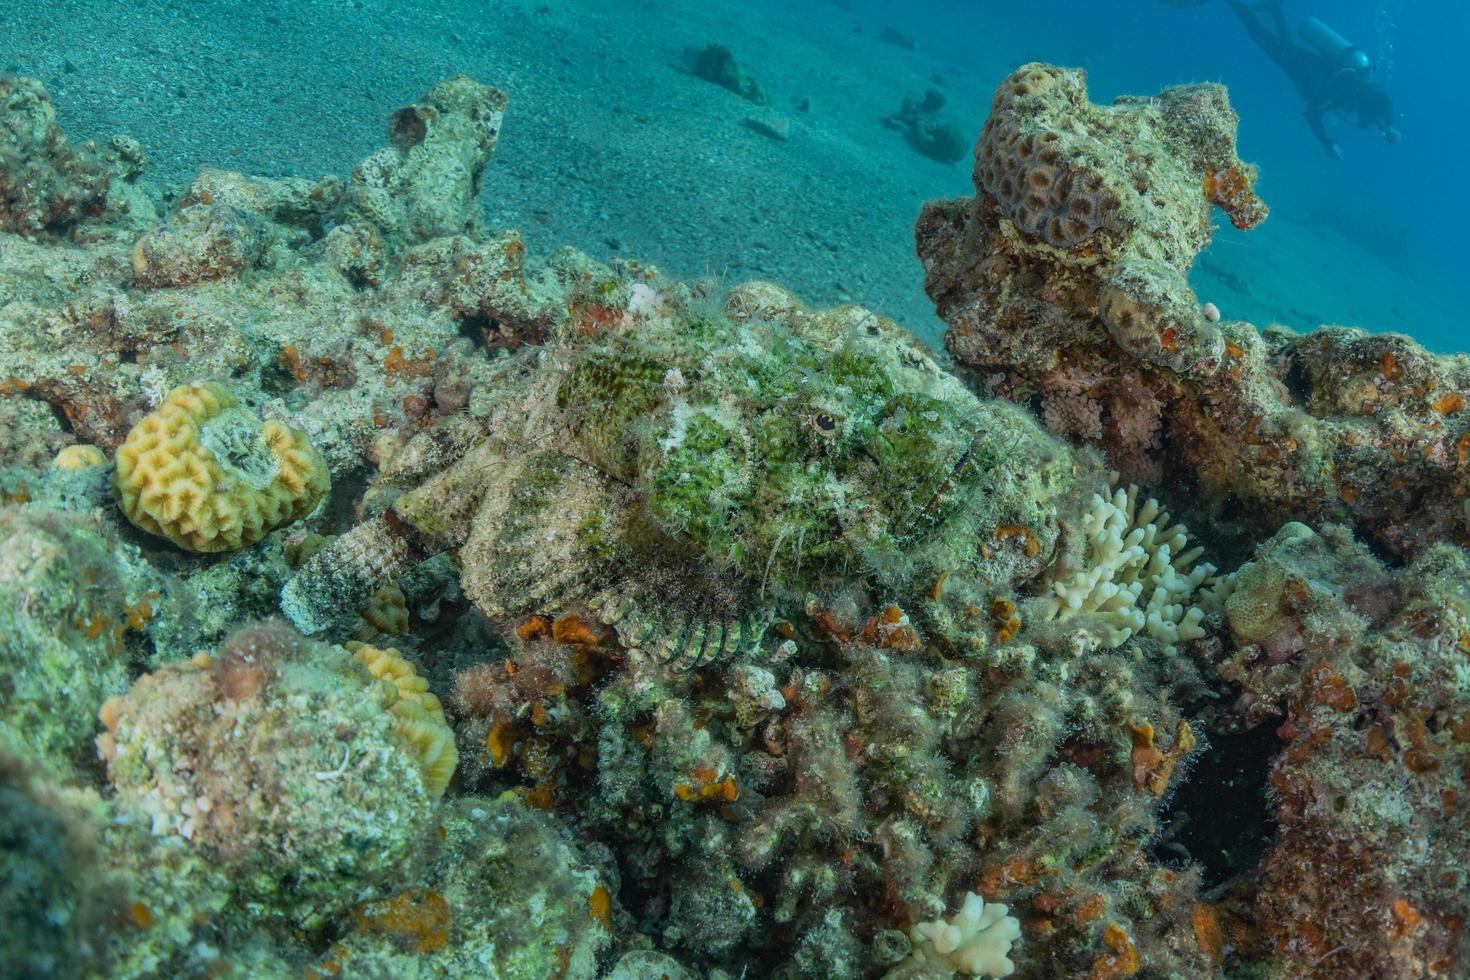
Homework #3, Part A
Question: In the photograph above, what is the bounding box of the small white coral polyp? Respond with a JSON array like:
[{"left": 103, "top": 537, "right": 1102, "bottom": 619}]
[
  {"left": 1043, "top": 484, "right": 1216, "bottom": 653},
  {"left": 907, "top": 891, "right": 1021, "bottom": 977}
]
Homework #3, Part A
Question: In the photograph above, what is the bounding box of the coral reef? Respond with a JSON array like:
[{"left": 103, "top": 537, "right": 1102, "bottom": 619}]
[
  {"left": 113, "top": 382, "right": 330, "bottom": 552},
  {"left": 1, "top": 58, "right": 1468, "bottom": 980},
  {"left": 919, "top": 64, "right": 1468, "bottom": 563},
  {"left": 320, "top": 794, "right": 611, "bottom": 977},
  {"left": 350, "top": 641, "right": 458, "bottom": 798}
]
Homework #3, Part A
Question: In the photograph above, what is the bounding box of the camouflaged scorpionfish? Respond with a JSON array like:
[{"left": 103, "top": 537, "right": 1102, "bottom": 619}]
[{"left": 282, "top": 279, "right": 1088, "bottom": 665}]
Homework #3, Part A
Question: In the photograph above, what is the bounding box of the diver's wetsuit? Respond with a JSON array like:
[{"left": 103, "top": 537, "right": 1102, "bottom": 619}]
[{"left": 1226, "top": 0, "right": 1399, "bottom": 157}]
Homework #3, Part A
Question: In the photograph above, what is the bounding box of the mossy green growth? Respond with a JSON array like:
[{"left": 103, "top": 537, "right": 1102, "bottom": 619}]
[
  {"left": 550, "top": 296, "right": 1072, "bottom": 601},
  {"left": 0, "top": 506, "right": 130, "bottom": 775},
  {"left": 288, "top": 281, "right": 1088, "bottom": 660}
]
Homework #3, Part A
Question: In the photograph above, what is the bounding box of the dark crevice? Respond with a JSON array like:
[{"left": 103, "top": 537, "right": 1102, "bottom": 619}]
[{"left": 1152, "top": 721, "right": 1280, "bottom": 890}]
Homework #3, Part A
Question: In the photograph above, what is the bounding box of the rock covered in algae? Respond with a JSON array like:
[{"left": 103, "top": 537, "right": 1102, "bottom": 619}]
[
  {"left": 97, "top": 620, "right": 444, "bottom": 926},
  {"left": 1213, "top": 523, "right": 1470, "bottom": 978},
  {"left": 283, "top": 277, "right": 1093, "bottom": 663},
  {"left": 320, "top": 794, "right": 612, "bottom": 978},
  {"left": 0, "top": 74, "right": 112, "bottom": 236},
  {"left": 0, "top": 505, "right": 130, "bottom": 773},
  {"left": 130, "top": 166, "right": 343, "bottom": 290},
  {"left": 0, "top": 74, "right": 552, "bottom": 473},
  {"left": 919, "top": 62, "right": 1470, "bottom": 563},
  {"left": 0, "top": 748, "right": 234, "bottom": 980},
  {"left": 339, "top": 75, "right": 508, "bottom": 248}
]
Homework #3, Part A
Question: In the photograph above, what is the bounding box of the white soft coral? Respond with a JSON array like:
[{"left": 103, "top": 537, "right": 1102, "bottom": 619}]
[{"left": 906, "top": 892, "right": 1021, "bottom": 977}]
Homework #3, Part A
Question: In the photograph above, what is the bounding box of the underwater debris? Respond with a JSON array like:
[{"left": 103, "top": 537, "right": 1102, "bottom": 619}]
[
  {"left": 679, "top": 43, "right": 770, "bottom": 106},
  {"left": 882, "top": 89, "right": 969, "bottom": 165}
]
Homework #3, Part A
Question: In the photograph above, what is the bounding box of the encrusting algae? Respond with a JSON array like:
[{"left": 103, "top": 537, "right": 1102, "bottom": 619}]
[{"left": 0, "top": 56, "right": 1468, "bottom": 980}]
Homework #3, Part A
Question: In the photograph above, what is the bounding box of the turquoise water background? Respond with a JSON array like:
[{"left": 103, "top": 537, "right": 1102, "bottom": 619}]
[{"left": 1, "top": 0, "right": 1462, "bottom": 350}]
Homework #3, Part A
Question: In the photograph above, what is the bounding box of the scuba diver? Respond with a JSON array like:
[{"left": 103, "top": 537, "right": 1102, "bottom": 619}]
[{"left": 1225, "top": 1, "right": 1400, "bottom": 158}]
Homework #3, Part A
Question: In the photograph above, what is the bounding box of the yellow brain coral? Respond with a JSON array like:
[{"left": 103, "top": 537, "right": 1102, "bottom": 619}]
[
  {"left": 51, "top": 444, "right": 107, "bottom": 469},
  {"left": 350, "top": 642, "right": 458, "bottom": 798},
  {"left": 113, "top": 382, "right": 329, "bottom": 552}
]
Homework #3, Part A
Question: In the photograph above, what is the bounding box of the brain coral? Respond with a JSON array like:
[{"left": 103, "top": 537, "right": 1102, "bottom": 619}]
[
  {"left": 97, "top": 621, "right": 439, "bottom": 925},
  {"left": 349, "top": 642, "right": 458, "bottom": 798},
  {"left": 51, "top": 443, "right": 107, "bottom": 469},
  {"left": 113, "top": 382, "right": 328, "bottom": 552}
]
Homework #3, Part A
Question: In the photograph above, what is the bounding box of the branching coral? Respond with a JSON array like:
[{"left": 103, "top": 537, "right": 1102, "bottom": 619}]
[
  {"left": 895, "top": 891, "right": 1021, "bottom": 978},
  {"left": 1042, "top": 485, "right": 1216, "bottom": 653},
  {"left": 113, "top": 382, "right": 329, "bottom": 552}
]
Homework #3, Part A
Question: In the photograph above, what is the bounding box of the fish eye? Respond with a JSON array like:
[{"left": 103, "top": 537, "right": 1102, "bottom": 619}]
[{"left": 813, "top": 413, "right": 839, "bottom": 436}]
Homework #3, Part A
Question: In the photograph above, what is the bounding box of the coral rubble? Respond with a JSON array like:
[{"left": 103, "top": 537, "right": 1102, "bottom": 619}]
[{"left": 1, "top": 56, "right": 1468, "bottom": 980}]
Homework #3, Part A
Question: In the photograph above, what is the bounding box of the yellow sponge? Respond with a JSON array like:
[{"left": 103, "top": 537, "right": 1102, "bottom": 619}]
[
  {"left": 113, "top": 382, "right": 329, "bottom": 552},
  {"left": 351, "top": 642, "right": 457, "bottom": 798}
]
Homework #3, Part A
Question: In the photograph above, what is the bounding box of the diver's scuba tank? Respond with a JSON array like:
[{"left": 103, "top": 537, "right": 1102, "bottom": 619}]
[{"left": 1300, "top": 16, "right": 1371, "bottom": 71}]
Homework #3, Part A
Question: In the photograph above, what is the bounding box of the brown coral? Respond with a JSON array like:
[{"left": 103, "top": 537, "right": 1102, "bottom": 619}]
[{"left": 920, "top": 64, "right": 1468, "bottom": 563}]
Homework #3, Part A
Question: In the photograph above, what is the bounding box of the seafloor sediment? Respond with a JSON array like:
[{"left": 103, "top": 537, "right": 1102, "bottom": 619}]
[{"left": 0, "top": 62, "right": 1467, "bottom": 980}]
